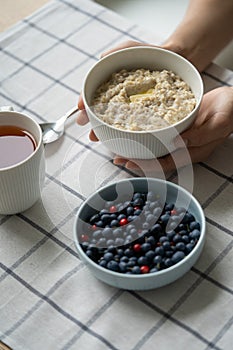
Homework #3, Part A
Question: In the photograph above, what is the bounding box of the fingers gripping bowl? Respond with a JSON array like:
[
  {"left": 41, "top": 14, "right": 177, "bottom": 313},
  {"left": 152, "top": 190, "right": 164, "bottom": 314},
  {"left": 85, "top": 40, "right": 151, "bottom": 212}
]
[
  {"left": 73, "top": 178, "right": 206, "bottom": 290},
  {"left": 82, "top": 47, "right": 204, "bottom": 159}
]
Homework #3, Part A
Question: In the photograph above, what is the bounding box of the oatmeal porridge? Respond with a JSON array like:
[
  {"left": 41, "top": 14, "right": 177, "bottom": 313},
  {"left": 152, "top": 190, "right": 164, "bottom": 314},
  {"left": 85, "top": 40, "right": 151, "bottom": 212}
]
[{"left": 92, "top": 69, "right": 196, "bottom": 131}]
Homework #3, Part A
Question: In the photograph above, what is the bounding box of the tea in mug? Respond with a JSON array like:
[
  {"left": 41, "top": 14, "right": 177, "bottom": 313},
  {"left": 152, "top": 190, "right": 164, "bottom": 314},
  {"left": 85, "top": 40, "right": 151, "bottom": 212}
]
[{"left": 0, "top": 125, "right": 36, "bottom": 168}]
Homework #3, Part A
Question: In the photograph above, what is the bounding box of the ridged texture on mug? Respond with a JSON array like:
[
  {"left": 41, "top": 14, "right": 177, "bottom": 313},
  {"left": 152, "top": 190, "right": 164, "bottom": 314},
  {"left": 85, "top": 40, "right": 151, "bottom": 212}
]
[{"left": 0, "top": 145, "right": 45, "bottom": 215}]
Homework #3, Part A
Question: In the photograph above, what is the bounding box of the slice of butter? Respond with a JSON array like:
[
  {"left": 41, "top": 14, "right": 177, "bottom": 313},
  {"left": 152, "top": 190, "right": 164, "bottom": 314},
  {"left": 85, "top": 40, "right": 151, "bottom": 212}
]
[{"left": 129, "top": 88, "right": 154, "bottom": 102}]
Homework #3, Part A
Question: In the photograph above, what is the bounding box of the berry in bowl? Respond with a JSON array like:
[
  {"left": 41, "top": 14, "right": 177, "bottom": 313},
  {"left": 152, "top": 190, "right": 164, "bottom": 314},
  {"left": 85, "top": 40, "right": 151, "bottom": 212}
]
[{"left": 73, "top": 178, "right": 206, "bottom": 290}]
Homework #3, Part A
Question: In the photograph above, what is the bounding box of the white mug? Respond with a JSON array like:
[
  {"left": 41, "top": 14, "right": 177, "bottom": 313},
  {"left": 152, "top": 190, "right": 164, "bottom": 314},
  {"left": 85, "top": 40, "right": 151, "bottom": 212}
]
[{"left": 0, "top": 107, "right": 45, "bottom": 215}]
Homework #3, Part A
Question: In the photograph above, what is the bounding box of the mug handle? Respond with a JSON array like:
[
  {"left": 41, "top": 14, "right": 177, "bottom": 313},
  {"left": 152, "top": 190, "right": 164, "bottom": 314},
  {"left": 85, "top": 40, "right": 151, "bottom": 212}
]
[{"left": 0, "top": 106, "right": 14, "bottom": 111}]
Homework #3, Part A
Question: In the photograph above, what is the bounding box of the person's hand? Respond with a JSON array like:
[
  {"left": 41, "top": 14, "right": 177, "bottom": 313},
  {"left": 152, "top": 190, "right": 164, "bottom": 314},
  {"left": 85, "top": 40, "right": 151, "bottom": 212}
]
[{"left": 113, "top": 86, "right": 233, "bottom": 173}]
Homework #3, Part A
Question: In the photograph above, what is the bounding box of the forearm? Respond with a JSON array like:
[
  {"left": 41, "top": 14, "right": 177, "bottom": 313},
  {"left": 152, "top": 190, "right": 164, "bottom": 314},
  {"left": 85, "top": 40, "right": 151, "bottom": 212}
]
[{"left": 162, "top": 0, "right": 233, "bottom": 71}]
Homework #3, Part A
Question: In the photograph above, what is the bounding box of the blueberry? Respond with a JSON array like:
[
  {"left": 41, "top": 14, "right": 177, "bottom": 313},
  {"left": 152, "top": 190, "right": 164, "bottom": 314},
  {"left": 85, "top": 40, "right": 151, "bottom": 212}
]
[
  {"left": 176, "top": 207, "right": 186, "bottom": 215},
  {"left": 149, "top": 201, "right": 159, "bottom": 210},
  {"left": 95, "top": 220, "right": 104, "bottom": 228},
  {"left": 117, "top": 204, "right": 125, "bottom": 212},
  {"left": 182, "top": 212, "right": 195, "bottom": 224},
  {"left": 138, "top": 256, "right": 149, "bottom": 266},
  {"left": 147, "top": 191, "right": 157, "bottom": 201},
  {"left": 129, "top": 256, "right": 138, "bottom": 263},
  {"left": 189, "top": 221, "right": 200, "bottom": 231},
  {"left": 165, "top": 250, "right": 174, "bottom": 258},
  {"left": 173, "top": 234, "right": 182, "bottom": 243},
  {"left": 107, "top": 260, "right": 119, "bottom": 271},
  {"left": 155, "top": 246, "right": 165, "bottom": 256},
  {"left": 102, "top": 227, "right": 113, "bottom": 239},
  {"left": 86, "top": 249, "right": 97, "bottom": 261},
  {"left": 129, "top": 228, "right": 138, "bottom": 238},
  {"left": 150, "top": 267, "right": 159, "bottom": 273},
  {"left": 176, "top": 242, "right": 186, "bottom": 251},
  {"left": 116, "top": 248, "right": 124, "bottom": 257},
  {"left": 81, "top": 242, "right": 89, "bottom": 252},
  {"left": 126, "top": 224, "right": 136, "bottom": 233},
  {"left": 189, "top": 229, "right": 200, "bottom": 240},
  {"left": 125, "top": 248, "right": 134, "bottom": 257},
  {"left": 110, "top": 213, "right": 117, "bottom": 220},
  {"left": 159, "top": 236, "right": 169, "bottom": 243},
  {"left": 146, "top": 235, "right": 156, "bottom": 246},
  {"left": 181, "top": 235, "right": 190, "bottom": 243},
  {"left": 177, "top": 223, "right": 186, "bottom": 230},
  {"left": 164, "top": 258, "right": 173, "bottom": 267},
  {"left": 160, "top": 214, "right": 170, "bottom": 225},
  {"left": 128, "top": 215, "right": 137, "bottom": 222},
  {"left": 186, "top": 243, "right": 195, "bottom": 253},
  {"left": 124, "top": 236, "right": 133, "bottom": 246},
  {"left": 171, "top": 251, "right": 185, "bottom": 263},
  {"left": 100, "top": 209, "right": 109, "bottom": 215},
  {"left": 151, "top": 223, "right": 162, "bottom": 235},
  {"left": 167, "top": 221, "right": 179, "bottom": 231},
  {"left": 107, "top": 240, "right": 116, "bottom": 247},
  {"left": 146, "top": 213, "right": 156, "bottom": 225},
  {"left": 153, "top": 255, "right": 162, "bottom": 265},
  {"left": 145, "top": 250, "right": 155, "bottom": 261},
  {"left": 127, "top": 260, "right": 136, "bottom": 268},
  {"left": 103, "top": 252, "right": 114, "bottom": 262},
  {"left": 166, "top": 230, "right": 175, "bottom": 241},
  {"left": 113, "top": 228, "right": 122, "bottom": 238},
  {"left": 92, "top": 230, "right": 102, "bottom": 240},
  {"left": 99, "top": 259, "right": 107, "bottom": 268},
  {"left": 115, "top": 237, "right": 124, "bottom": 246},
  {"left": 162, "top": 241, "right": 171, "bottom": 250},
  {"left": 101, "top": 214, "right": 111, "bottom": 224},
  {"left": 98, "top": 237, "right": 107, "bottom": 247},
  {"left": 110, "top": 219, "right": 119, "bottom": 228},
  {"left": 131, "top": 266, "right": 141, "bottom": 274},
  {"left": 118, "top": 214, "right": 126, "bottom": 221},
  {"left": 133, "top": 197, "right": 144, "bottom": 207},
  {"left": 165, "top": 203, "right": 174, "bottom": 211},
  {"left": 133, "top": 192, "right": 142, "bottom": 200},
  {"left": 120, "top": 256, "right": 129, "bottom": 263},
  {"left": 153, "top": 207, "right": 162, "bottom": 217},
  {"left": 126, "top": 206, "right": 134, "bottom": 216},
  {"left": 119, "top": 262, "right": 127, "bottom": 272},
  {"left": 134, "top": 209, "right": 142, "bottom": 216},
  {"left": 142, "top": 222, "right": 150, "bottom": 230},
  {"left": 179, "top": 229, "right": 188, "bottom": 236},
  {"left": 141, "top": 242, "right": 151, "bottom": 253}
]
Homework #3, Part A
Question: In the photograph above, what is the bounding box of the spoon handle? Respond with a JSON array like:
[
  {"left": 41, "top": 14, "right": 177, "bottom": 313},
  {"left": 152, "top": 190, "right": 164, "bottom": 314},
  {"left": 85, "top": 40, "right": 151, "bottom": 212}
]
[{"left": 63, "top": 106, "right": 79, "bottom": 120}]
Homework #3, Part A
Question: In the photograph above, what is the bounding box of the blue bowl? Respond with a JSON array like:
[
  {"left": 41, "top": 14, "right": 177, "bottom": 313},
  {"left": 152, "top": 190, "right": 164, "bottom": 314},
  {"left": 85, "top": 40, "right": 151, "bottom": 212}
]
[{"left": 73, "top": 178, "right": 206, "bottom": 290}]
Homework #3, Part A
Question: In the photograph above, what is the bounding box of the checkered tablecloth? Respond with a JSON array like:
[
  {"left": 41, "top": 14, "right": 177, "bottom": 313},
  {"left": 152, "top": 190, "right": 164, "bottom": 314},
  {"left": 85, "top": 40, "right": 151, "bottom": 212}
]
[{"left": 0, "top": 0, "right": 233, "bottom": 349}]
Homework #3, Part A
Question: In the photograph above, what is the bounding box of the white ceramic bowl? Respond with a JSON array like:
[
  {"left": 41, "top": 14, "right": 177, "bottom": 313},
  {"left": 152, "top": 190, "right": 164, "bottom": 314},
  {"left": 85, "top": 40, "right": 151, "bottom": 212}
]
[
  {"left": 82, "top": 46, "right": 203, "bottom": 159},
  {"left": 73, "top": 178, "right": 206, "bottom": 290}
]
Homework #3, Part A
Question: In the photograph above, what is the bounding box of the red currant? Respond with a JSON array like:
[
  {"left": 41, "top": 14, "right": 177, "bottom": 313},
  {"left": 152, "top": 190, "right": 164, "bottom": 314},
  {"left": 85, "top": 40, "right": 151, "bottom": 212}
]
[
  {"left": 171, "top": 209, "right": 177, "bottom": 215},
  {"left": 119, "top": 218, "right": 128, "bottom": 226},
  {"left": 140, "top": 265, "right": 150, "bottom": 274},
  {"left": 80, "top": 234, "right": 89, "bottom": 242},
  {"left": 109, "top": 205, "right": 117, "bottom": 213},
  {"left": 133, "top": 244, "right": 141, "bottom": 252}
]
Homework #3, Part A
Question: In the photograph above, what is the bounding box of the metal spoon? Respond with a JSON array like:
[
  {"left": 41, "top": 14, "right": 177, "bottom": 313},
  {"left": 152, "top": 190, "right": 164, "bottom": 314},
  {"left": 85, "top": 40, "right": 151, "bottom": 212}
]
[{"left": 40, "top": 106, "right": 79, "bottom": 144}]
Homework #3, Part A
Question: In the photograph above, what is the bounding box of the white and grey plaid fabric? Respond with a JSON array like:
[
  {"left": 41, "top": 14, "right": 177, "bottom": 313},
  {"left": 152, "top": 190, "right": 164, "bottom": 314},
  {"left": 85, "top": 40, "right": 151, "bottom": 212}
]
[{"left": 0, "top": 1, "right": 233, "bottom": 349}]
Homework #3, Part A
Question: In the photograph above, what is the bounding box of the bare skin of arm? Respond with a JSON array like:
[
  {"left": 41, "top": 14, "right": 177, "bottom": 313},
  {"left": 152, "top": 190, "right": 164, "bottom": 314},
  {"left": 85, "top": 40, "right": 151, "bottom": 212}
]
[{"left": 163, "top": 0, "right": 233, "bottom": 71}]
